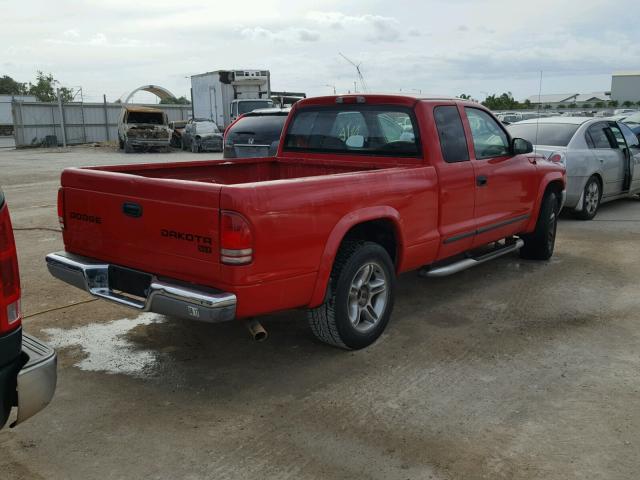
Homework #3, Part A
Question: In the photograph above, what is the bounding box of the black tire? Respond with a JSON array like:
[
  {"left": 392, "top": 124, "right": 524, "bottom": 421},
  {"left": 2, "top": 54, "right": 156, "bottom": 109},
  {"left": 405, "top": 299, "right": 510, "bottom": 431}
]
[
  {"left": 520, "top": 191, "right": 559, "bottom": 260},
  {"left": 118, "top": 137, "right": 124, "bottom": 149},
  {"left": 180, "top": 138, "right": 186, "bottom": 151},
  {"left": 574, "top": 176, "right": 601, "bottom": 220},
  {"left": 307, "top": 241, "right": 396, "bottom": 350},
  {"left": 124, "top": 140, "right": 133, "bottom": 153},
  {"left": 191, "top": 139, "right": 200, "bottom": 153}
]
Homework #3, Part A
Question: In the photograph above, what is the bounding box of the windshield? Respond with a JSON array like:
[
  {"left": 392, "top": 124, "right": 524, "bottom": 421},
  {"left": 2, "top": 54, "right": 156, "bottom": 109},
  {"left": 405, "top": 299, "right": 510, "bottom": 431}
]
[
  {"left": 237, "top": 100, "right": 274, "bottom": 115},
  {"left": 126, "top": 111, "right": 165, "bottom": 125},
  {"left": 194, "top": 121, "right": 219, "bottom": 134},
  {"left": 507, "top": 122, "right": 580, "bottom": 146},
  {"left": 283, "top": 105, "right": 419, "bottom": 157}
]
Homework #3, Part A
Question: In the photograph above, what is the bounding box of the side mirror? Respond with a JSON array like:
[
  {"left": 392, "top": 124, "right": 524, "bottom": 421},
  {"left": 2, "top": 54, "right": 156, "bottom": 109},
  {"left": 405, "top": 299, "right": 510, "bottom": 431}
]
[{"left": 512, "top": 137, "right": 533, "bottom": 155}]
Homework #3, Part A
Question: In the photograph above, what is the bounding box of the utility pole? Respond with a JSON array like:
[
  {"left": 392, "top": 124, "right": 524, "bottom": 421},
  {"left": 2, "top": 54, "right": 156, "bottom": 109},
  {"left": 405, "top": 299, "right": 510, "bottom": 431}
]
[
  {"left": 102, "top": 94, "right": 110, "bottom": 141},
  {"left": 57, "top": 88, "right": 67, "bottom": 148}
]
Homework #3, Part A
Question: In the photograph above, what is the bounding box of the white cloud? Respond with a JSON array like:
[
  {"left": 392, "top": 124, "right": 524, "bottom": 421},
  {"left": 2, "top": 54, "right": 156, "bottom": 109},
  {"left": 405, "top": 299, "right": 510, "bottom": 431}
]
[
  {"left": 239, "top": 26, "right": 320, "bottom": 42},
  {"left": 2, "top": 1, "right": 639, "bottom": 102},
  {"left": 307, "top": 11, "right": 401, "bottom": 42}
]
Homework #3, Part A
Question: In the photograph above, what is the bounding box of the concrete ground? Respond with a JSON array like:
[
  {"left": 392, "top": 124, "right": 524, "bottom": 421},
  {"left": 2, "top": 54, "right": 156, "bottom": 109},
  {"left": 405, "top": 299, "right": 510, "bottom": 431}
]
[{"left": 0, "top": 145, "right": 639, "bottom": 480}]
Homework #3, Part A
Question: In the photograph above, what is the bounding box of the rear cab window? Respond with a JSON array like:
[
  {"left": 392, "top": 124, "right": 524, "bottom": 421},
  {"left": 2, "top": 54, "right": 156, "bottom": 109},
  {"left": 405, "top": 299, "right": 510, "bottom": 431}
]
[{"left": 283, "top": 105, "right": 420, "bottom": 157}]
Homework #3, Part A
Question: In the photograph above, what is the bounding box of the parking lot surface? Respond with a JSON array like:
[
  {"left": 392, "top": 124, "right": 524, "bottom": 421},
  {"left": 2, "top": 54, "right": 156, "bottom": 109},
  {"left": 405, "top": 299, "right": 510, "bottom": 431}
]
[{"left": 1, "top": 145, "right": 639, "bottom": 479}]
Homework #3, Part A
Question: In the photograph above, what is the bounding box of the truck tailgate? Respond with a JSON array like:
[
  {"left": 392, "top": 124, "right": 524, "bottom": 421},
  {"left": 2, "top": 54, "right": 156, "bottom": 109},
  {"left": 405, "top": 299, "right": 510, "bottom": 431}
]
[{"left": 60, "top": 168, "right": 222, "bottom": 287}]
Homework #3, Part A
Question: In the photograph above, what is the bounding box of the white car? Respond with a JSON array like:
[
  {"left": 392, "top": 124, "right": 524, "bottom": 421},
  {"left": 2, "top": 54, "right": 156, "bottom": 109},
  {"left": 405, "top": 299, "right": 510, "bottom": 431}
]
[{"left": 508, "top": 117, "right": 640, "bottom": 219}]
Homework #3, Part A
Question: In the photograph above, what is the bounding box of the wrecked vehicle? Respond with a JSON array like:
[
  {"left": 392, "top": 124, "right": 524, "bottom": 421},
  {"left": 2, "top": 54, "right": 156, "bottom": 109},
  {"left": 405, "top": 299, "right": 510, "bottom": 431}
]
[
  {"left": 117, "top": 106, "right": 171, "bottom": 153},
  {"left": 181, "top": 118, "right": 223, "bottom": 153}
]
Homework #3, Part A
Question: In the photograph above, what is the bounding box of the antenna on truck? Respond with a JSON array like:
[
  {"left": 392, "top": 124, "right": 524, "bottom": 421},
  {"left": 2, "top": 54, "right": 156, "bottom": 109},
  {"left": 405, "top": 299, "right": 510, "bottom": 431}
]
[
  {"left": 339, "top": 53, "right": 368, "bottom": 93},
  {"left": 534, "top": 70, "right": 543, "bottom": 155}
]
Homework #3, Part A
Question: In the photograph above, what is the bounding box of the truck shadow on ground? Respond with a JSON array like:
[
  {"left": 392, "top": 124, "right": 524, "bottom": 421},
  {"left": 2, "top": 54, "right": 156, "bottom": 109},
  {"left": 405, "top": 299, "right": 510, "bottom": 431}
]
[{"left": 106, "top": 243, "right": 636, "bottom": 403}]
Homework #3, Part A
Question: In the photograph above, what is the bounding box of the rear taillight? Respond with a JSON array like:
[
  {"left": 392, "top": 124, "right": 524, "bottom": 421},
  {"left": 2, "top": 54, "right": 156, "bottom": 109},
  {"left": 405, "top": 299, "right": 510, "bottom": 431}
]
[
  {"left": 57, "top": 188, "right": 65, "bottom": 230},
  {"left": 0, "top": 204, "right": 21, "bottom": 332},
  {"left": 220, "top": 211, "right": 253, "bottom": 265}
]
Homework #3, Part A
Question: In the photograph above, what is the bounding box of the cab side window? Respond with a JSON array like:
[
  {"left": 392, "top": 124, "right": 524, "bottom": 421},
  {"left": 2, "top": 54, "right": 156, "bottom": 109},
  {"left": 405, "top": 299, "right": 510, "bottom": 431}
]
[
  {"left": 434, "top": 106, "right": 469, "bottom": 163},
  {"left": 464, "top": 108, "right": 510, "bottom": 159}
]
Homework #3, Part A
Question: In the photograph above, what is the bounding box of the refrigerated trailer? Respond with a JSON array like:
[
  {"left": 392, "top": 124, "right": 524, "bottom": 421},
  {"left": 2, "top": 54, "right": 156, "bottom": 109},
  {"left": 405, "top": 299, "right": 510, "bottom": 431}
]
[{"left": 191, "top": 70, "right": 273, "bottom": 128}]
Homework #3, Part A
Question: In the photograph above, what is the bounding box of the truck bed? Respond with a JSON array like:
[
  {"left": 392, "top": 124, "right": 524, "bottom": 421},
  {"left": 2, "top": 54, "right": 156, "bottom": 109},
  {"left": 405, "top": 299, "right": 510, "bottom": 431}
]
[
  {"left": 90, "top": 157, "right": 382, "bottom": 185},
  {"left": 60, "top": 156, "right": 434, "bottom": 319}
]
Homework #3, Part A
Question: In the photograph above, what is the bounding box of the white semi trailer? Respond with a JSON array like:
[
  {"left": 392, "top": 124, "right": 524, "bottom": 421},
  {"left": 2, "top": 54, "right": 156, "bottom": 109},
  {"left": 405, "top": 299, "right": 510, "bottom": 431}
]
[{"left": 191, "top": 70, "right": 273, "bottom": 128}]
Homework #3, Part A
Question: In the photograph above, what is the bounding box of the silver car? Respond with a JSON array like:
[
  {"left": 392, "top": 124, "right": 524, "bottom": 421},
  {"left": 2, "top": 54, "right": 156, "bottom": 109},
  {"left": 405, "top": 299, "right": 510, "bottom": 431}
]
[{"left": 508, "top": 117, "right": 640, "bottom": 219}]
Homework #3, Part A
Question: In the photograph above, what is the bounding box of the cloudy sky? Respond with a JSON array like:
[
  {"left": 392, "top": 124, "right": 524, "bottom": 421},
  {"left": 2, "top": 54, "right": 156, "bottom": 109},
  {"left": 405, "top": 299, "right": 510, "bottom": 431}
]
[{"left": 2, "top": 0, "right": 639, "bottom": 103}]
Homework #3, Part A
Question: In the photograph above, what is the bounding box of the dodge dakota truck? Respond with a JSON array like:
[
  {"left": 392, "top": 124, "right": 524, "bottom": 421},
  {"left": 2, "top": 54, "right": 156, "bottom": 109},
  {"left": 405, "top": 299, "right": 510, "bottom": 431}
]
[
  {"left": 46, "top": 94, "right": 566, "bottom": 349},
  {"left": 1, "top": 188, "right": 56, "bottom": 428}
]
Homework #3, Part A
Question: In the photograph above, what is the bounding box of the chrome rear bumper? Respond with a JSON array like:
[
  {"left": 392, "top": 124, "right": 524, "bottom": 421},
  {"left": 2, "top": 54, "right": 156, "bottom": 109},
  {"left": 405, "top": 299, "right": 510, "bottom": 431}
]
[
  {"left": 14, "top": 334, "right": 57, "bottom": 426},
  {"left": 45, "top": 252, "right": 236, "bottom": 323}
]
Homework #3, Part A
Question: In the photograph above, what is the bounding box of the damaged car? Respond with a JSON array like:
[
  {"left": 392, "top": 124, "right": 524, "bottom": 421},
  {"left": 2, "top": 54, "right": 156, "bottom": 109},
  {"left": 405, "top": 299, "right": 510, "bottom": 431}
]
[
  {"left": 117, "top": 106, "right": 171, "bottom": 153},
  {"left": 181, "top": 118, "right": 223, "bottom": 153}
]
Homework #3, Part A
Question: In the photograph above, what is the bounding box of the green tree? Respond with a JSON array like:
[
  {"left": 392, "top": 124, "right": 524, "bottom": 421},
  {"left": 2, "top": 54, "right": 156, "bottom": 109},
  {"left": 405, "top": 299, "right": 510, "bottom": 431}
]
[
  {"left": 543, "top": 104, "right": 552, "bottom": 109},
  {"left": 0, "top": 75, "right": 27, "bottom": 95},
  {"left": 523, "top": 99, "right": 532, "bottom": 109},
  {"left": 160, "top": 96, "right": 191, "bottom": 105},
  {"left": 558, "top": 104, "right": 566, "bottom": 109},
  {"left": 582, "top": 103, "right": 592, "bottom": 109},
  {"left": 27, "top": 71, "right": 73, "bottom": 102},
  {"left": 594, "top": 101, "right": 604, "bottom": 108},
  {"left": 608, "top": 100, "right": 619, "bottom": 108},
  {"left": 568, "top": 103, "right": 577, "bottom": 109},
  {"left": 636, "top": 101, "right": 640, "bottom": 108},
  {"left": 481, "top": 92, "right": 521, "bottom": 110},
  {"left": 622, "top": 100, "right": 633, "bottom": 108},
  {"left": 458, "top": 93, "right": 472, "bottom": 100}
]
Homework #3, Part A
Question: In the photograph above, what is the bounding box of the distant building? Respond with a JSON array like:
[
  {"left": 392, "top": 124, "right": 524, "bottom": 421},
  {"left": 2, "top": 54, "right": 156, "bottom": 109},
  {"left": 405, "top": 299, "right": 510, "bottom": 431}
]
[
  {"left": 611, "top": 71, "right": 640, "bottom": 104},
  {"left": 525, "top": 92, "right": 610, "bottom": 108}
]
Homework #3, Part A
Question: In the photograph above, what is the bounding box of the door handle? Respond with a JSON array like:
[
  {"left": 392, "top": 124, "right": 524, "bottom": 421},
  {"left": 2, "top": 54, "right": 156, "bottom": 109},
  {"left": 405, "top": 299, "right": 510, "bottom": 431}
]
[{"left": 476, "top": 175, "right": 488, "bottom": 187}]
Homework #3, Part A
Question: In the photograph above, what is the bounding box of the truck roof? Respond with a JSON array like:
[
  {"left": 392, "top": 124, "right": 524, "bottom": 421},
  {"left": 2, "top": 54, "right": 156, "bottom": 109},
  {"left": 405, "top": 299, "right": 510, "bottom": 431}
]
[
  {"left": 295, "top": 94, "right": 473, "bottom": 108},
  {"left": 121, "top": 105, "right": 164, "bottom": 113}
]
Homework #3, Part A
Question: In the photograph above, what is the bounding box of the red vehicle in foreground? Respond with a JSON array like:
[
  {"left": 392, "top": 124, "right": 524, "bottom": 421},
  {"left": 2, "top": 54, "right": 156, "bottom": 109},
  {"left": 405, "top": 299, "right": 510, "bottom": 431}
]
[
  {"left": 1, "top": 188, "right": 56, "bottom": 428},
  {"left": 47, "top": 95, "right": 565, "bottom": 349}
]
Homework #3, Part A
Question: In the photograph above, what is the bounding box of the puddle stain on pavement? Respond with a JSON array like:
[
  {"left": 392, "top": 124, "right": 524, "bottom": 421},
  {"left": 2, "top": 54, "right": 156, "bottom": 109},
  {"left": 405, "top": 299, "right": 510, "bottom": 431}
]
[{"left": 43, "top": 313, "right": 165, "bottom": 377}]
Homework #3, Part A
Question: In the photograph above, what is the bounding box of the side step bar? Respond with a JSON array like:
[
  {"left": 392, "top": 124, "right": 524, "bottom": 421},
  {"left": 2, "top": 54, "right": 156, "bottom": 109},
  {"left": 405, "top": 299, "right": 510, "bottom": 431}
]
[{"left": 420, "top": 239, "right": 524, "bottom": 278}]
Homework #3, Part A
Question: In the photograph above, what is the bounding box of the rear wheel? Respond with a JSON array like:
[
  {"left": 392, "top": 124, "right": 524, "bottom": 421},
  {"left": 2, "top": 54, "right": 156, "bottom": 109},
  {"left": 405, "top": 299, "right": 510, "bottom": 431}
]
[
  {"left": 124, "top": 140, "right": 133, "bottom": 153},
  {"left": 575, "top": 176, "right": 601, "bottom": 220},
  {"left": 307, "top": 241, "right": 396, "bottom": 350},
  {"left": 520, "top": 191, "right": 559, "bottom": 260},
  {"left": 191, "top": 139, "right": 200, "bottom": 153}
]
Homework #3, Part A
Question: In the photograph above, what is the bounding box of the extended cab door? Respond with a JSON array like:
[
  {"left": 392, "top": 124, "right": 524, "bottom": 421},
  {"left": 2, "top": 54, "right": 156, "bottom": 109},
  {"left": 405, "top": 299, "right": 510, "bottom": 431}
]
[
  {"left": 430, "top": 104, "right": 476, "bottom": 258},
  {"left": 462, "top": 107, "right": 538, "bottom": 247}
]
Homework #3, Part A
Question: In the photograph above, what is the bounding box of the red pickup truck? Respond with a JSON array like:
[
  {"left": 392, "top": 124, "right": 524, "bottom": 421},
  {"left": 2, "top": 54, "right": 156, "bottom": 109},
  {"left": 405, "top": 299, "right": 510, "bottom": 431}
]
[
  {"left": 1, "top": 188, "right": 57, "bottom": 428},
  {"left": 46, "top": 95, "right": 565, "bottom": 349}
]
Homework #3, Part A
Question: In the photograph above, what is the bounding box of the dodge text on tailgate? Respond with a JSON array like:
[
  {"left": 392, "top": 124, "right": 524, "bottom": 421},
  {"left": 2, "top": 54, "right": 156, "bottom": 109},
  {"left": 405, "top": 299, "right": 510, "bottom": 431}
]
[{"left": 47, "top": 94, "right": 566, "bottom": 349}]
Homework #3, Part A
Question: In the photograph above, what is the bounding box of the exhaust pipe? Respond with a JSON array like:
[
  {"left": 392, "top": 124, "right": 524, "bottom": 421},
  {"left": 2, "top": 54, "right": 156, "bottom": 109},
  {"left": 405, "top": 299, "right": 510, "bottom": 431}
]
[{"left": 246, "top": 318, "right": 268, "bottom": 342}]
